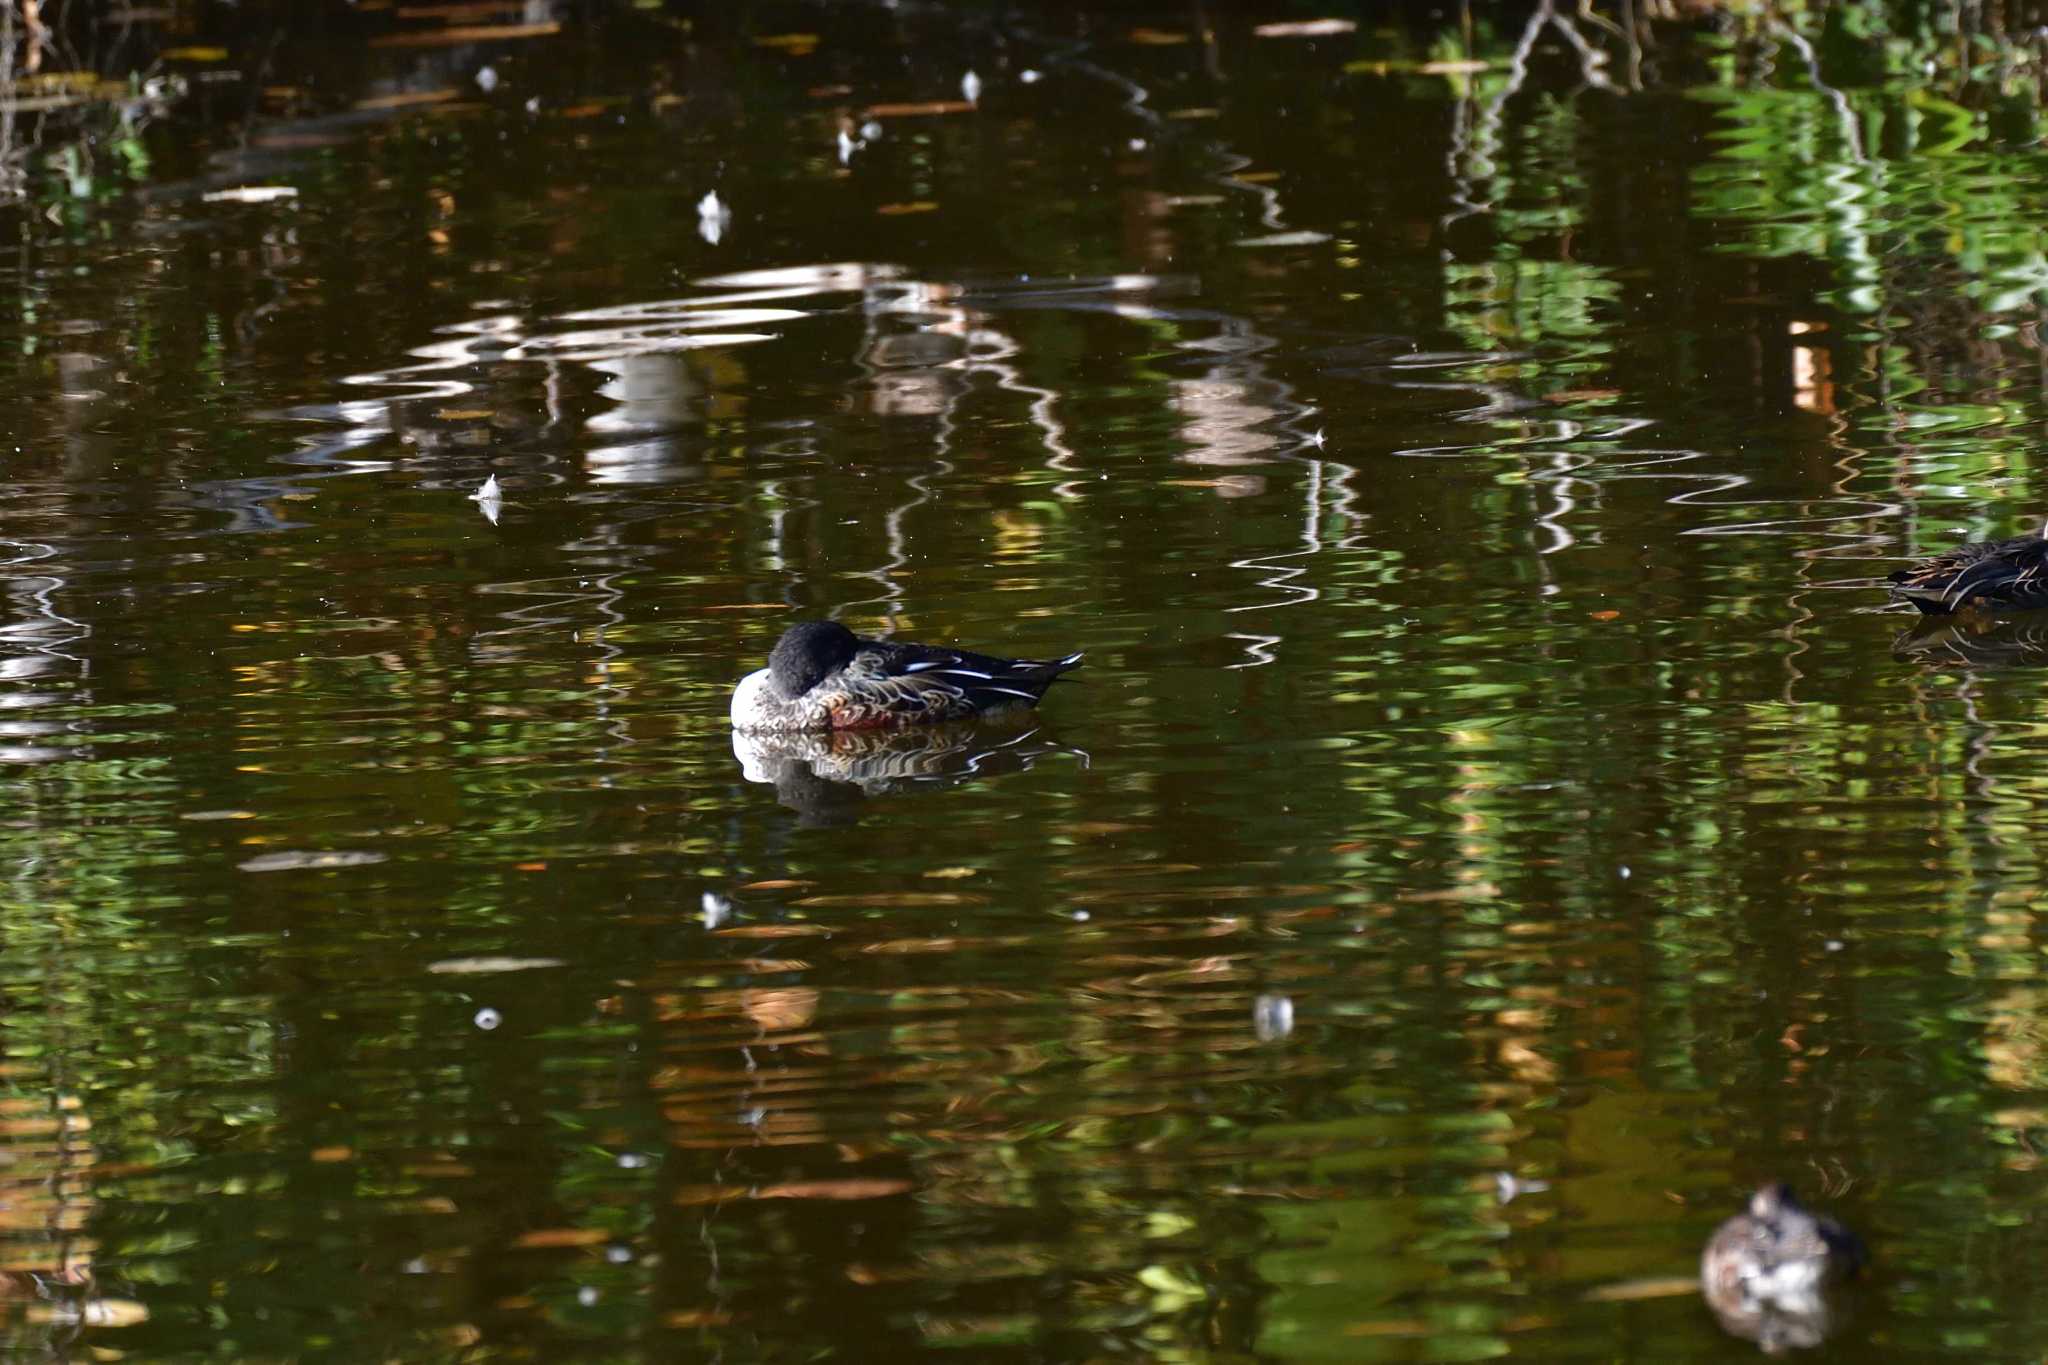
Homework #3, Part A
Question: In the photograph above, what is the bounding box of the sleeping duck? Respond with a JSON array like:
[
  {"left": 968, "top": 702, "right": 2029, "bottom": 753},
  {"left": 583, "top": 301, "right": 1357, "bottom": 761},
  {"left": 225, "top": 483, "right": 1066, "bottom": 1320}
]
[
  {"left": 730, "top": 621, "right": 1083, "bottom": 733},
  {"left": 1890, "top": 526, "right": 2048, "bottom": 615},
  {"left": 1700, "top": 1184, "right": 1864, "bottom": 1351}
]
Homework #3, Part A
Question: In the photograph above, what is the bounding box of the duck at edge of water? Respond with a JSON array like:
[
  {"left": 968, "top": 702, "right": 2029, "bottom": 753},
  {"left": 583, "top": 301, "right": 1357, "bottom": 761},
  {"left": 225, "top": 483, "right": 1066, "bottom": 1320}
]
[
  {"left": 1890, "top": 523, "right": 2048, "bottom": 615},
  {"left": 1700, "top": 1183, "right": 1865, "bottom": 1309},
  {"left": 730, "top": 620, "right": 1084, "bottom": 734}
]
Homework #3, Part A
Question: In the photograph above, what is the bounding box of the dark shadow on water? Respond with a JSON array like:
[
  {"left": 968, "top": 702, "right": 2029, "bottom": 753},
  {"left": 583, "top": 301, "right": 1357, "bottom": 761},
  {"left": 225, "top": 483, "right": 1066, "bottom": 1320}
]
[{"left": 730, "top": 722, "right": 1085, "bottom": 825}]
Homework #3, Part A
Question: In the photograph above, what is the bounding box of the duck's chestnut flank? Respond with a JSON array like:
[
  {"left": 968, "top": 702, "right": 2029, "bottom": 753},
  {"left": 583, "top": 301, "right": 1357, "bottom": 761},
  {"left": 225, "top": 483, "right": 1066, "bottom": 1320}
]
[{"left": 731, "top": 621, "right": 1084, "bottom": 733}]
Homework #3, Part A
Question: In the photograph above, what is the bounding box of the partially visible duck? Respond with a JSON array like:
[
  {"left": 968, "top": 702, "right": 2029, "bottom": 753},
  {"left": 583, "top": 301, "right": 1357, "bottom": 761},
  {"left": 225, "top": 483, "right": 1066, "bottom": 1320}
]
[
  {"left": 729, "top": 621, "right": 1083, "bottom": 733},
  {"left": 1890, "top": 525, "right": 2048, "bottom": 615},
  {"left": 1701, "top": 1184, "right": 1864, "bottom": 1338}
]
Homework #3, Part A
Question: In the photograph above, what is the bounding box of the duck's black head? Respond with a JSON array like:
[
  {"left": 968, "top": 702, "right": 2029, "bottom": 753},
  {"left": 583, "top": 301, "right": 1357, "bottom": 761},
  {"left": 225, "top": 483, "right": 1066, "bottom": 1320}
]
[{"left": 768, "top": 621, "right": 858, "bottom": 697}]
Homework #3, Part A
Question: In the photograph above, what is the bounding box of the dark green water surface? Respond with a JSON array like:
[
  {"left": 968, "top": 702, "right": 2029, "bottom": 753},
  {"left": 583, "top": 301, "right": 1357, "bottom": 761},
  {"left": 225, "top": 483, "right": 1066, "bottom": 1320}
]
[{"left": 2, "top": 2, "right": 2047, "bottom": 1358}]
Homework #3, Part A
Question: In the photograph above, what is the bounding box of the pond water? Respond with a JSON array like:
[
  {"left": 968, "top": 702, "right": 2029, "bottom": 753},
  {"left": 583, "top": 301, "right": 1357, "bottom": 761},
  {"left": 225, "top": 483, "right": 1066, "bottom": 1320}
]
[{"left": 3, "top": 1, "right": 2047, "bottom": 1357}]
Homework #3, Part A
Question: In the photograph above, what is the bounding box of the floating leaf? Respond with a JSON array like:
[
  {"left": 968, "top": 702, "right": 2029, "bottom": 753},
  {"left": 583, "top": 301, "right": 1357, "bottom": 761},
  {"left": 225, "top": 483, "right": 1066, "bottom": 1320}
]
[
  {"left": 202, "top": 186, "right": 298, "bottom": 204},
  {"left": 751, "top": 1178, "right": 912, "bottom": 1201},
  {"left": 238, "top": 850, "right": 387, "bottom": 873},
  {"left": 352, "top": 89, "right": 460, "bottom": 111},
  {"left": 1582, "top": 1276, "right": 1701, "bottom": 1303},
  {"left": 862, "top": 100, "right": 974, "bottom": 118},
  {"left": 794, "top": 892, "right": 987, "bottom": 907},
  {"left": 426, "top": 956, "right": 566, "bottom": 975},
  {"left": 512, "top": 1228, "right": 609, "bottom": 1249},
  {"left": 371, "top": 23, "right": 561, "bottom": 48},
  {"left": 753, "top": 33, "right": 820, "bottom": 54},
  {"left": 1254, "top": 19, "right": 1357, "bottom": 37}
]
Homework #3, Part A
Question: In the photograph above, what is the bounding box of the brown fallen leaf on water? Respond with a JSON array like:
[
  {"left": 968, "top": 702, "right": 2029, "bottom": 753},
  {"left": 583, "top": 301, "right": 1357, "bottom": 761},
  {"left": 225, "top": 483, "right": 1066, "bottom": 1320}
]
[
  {"left": 877, "top": 202, "right": 939, "bottom": 215},
  {"left": 923, "top": 867, "right": 978, "bottom": 880},
  {"left": 1254, "top": 19, "right": 1358, "bottom": 37},
  {"left": 238, "top": 850, "right": 388, "bottom": 873},
  {"left": 311, "top": 1146, "right": 353, "bottom": 1162},
  {"left": 512, "top": 1228, "right": 609, "bottom": 1249},
  {"left": 795, "top": 892, "right": 986, "bottom": 907},
  {"left": 1582, "top": 1276, "right": 1700, "bottom": 1302},
  {"left": 753, "top": 1178, "right": 913, "bottom": 1201},
  {"left": 739, "top": 878, "right": 816, "bottom": 890},
  {"left": 426, "top": 956, "right": 565, "bottom": 975},
  {"left": 371, "top": 22, "right": 560, "bottom": 48},
  {"left": 1589, "top": 609, "right": 1621, "bottom": 621},
  {"left": 754, "top": 33, "right": 821, "bottom": 52},
  {"left": 663, "top": 1309, "right": 736, "bottom": 1328},
  {"left": 862, "top": 100, "right": 974, "bottom": 118},
  {"left": 1129, "top": 28, "right": 1191, "bottom": 44},
  {"left": 353, "top": 88, "right": 460, "bottom": 111}
]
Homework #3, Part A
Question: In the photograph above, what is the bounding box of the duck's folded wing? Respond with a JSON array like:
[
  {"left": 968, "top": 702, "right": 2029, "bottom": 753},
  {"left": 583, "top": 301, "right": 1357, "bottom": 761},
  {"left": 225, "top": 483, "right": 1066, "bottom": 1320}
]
[
  {"left": 878, "top": 643, "right": 1084, "bottom": 705},
  {"left": 1891, "top": 538, "right": 2048, "bottom": 613}
]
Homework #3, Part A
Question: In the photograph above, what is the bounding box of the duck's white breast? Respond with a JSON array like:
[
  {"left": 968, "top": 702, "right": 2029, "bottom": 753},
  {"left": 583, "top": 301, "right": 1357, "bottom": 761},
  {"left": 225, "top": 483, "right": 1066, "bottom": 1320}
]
[{"left": 729, "top": 668, "right": 778, "bottom": 731}]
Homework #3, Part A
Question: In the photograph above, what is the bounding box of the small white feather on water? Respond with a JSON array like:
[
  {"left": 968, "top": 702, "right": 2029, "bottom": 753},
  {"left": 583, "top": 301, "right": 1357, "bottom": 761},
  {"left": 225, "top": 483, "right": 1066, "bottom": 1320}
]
[
  {"left": 471, "top": 473, "right": 503, "bottom": 524},
  {"left": 698, "top": 190, "right": 731, "bottom": 245}
]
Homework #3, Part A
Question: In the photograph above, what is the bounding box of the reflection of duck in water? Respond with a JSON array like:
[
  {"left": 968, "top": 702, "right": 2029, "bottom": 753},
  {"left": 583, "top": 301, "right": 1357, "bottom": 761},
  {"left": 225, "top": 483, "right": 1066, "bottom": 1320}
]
[
  {"left": 730, "top": 621, "right": 1083, "bottom": 733},
  {"left": 733, "top": 724, "right": 1081, "bottom": 825},
  {"left": 1893, "top": 609, "right": 2048, "bottom": 669},
  {"left": 1890, "top": 526, "right": 2048, "bottom": 615},
  {"left": 1701, "top": 1184, "right": 1864, "bottom": 1353}
]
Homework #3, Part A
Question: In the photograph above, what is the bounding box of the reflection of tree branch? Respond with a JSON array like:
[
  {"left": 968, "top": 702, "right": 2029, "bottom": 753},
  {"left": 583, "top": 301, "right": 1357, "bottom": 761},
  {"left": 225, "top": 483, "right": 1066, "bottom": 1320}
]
[
  {"left": 1441, "top": 4, "right": 1546, "bottom": 231},
  {"left": 1544, "top": 2, "right": 1615, "bottom": 91},
  {"left": 0, "top": 4, "right": 17, "bottom": 199},
  {"left": 1577, "top": 0, "right": 1643, "bottom": 90},
  {"left": 1772, "top": 21, "right": 1867, "bottom": 164}
]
